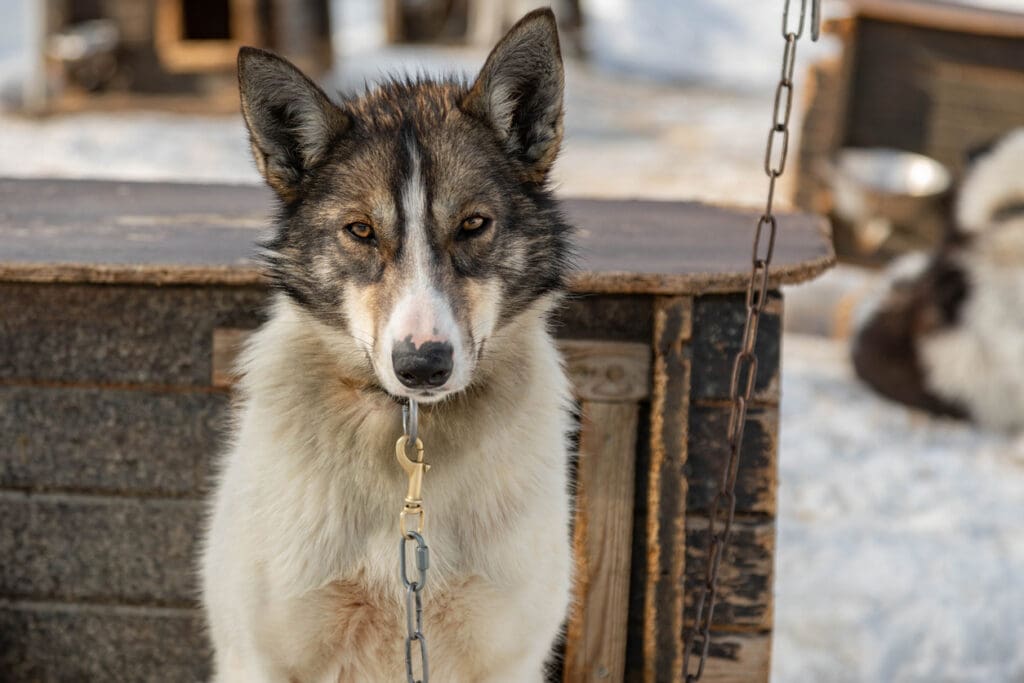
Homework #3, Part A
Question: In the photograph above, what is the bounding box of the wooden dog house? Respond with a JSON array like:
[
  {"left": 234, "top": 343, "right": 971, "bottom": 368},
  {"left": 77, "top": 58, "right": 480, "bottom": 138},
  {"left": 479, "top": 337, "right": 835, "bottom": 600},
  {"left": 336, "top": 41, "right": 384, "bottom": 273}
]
[
  {"left": 0, "top": 178, "right": 833, "bottom": 682},
  {"left": 795, "top": 0, "right": 1024, "bottom": 260},
  {"left": 45, "top": 0, "right": 331, "bottom": 107}
]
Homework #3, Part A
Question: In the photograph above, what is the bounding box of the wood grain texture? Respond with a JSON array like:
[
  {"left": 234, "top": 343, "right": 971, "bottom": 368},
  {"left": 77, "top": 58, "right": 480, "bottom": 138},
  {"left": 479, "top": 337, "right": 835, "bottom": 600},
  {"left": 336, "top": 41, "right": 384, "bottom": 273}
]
[
  {"left": 686, "top": 405, "right": 778, "bottom": 516},
  {"left": 688, "top": 632, "right": 772, "bottom": 683},
  {"left": 0, "top": 179, "right": 834, "bottom": 294},
  {"left": 0, "top": 284, "right": 265, "bottom": 387},
  {"left": 565, "top": 401, "right": 640, "bottom": 682},
  {"left": 929, "top": 62, "right": 1024, "bottom": 176},
  {"left": 642, "top": 296, "right": 692, "bottom": 683},
  {"left": 846, "top": 20, "right": 1024, "bottom": 162},
  {"left": 684, "top": 517, "right": 775, "bottom": 633},
  {"left": 557, "top": 295, "right": 653, "bottom": 344},
  {"left": 560, "top": 340, "right": 651, "bottom": 402},
  {"left": 211, "top": 328, "right": 249, "bottom": 388},
  {"left": 689, "top": 294, "right": 782, "bottom": 404}
]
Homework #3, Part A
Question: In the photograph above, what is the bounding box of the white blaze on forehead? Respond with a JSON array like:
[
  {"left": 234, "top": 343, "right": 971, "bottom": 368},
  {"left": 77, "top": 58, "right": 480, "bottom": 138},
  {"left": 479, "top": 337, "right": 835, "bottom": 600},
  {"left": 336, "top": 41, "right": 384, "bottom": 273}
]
[{"left": 385, "top": 137, "right": 460, "bottom": 350}]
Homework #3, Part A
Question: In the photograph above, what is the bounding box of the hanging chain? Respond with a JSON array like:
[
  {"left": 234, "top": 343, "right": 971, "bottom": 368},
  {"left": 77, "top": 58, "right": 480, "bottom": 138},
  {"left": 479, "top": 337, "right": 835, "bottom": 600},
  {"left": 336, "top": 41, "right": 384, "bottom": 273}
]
[
  {"left": 398, "top": 400, "right": 430, "bottom": 683},
  {"left": 682, "top": 2, "right": 820, "bottom": 680}
]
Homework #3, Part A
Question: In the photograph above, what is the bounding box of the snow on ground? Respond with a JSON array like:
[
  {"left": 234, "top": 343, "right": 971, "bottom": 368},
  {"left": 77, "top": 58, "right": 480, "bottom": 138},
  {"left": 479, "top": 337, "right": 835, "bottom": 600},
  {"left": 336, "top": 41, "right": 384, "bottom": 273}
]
[
  {"left": 776, "top": 334, "right": 1024, "bottom": 683},
  {"left": 0, "top": 113, "right": 253, "bottom": 184},
  {"left": 1, "top": 0, "right": 1023, "bottom": 680}
]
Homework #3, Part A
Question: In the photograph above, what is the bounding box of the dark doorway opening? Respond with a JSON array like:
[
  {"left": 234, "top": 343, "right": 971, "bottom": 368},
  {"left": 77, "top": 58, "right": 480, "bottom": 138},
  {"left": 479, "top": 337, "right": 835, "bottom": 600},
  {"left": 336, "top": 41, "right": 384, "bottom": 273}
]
[{"left": 182, "top": 0, "right": 232, "bottom": 40}]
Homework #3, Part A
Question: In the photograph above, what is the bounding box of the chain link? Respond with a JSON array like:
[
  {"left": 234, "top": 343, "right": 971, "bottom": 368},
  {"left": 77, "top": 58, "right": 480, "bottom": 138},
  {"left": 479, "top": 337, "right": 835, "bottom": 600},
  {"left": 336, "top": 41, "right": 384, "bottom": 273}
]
[
  {"left": 682, "top": 2, "right": 820, "bottom": 680},
  {"left": 399, "top": 401, "right": 430, "bottom": 683},
  {"left": 401, "top": 530, "right": 430, "bottom": 683}
]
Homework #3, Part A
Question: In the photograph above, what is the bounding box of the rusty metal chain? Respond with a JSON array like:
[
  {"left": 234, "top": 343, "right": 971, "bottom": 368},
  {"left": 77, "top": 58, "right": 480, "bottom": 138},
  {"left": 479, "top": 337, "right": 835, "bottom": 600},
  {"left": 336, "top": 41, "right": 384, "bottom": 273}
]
[
  {"left": 398, "top": 400, "right": 430, "bottom": 683},
  {"left": 682, "top": 2, "right": 820, "bottom": 680}
]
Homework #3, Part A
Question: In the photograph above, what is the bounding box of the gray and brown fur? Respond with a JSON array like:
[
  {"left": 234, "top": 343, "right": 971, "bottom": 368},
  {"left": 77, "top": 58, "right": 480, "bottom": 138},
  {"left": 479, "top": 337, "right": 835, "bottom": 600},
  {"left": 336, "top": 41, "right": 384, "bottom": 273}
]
[{"left": 238, "top": 11, "right": 572, "bottom": 403}]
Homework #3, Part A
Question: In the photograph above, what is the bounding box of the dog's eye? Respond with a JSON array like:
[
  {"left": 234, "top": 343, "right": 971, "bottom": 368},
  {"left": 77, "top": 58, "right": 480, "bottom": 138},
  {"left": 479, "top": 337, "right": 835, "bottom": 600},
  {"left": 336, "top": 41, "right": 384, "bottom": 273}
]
[
  {"left": 457, "top": 215, "right": 491, "bottom": 240},
  {"left": 345, "top": 222, "right": 376, "bottom": 243}
]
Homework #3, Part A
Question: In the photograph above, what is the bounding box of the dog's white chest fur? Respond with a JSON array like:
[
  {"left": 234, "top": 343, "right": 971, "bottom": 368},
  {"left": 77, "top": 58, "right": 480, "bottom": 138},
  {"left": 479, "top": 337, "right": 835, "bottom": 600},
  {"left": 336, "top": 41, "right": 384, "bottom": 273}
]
[{"left": 201, "top": 298, "right": 573, "bottom": 682}]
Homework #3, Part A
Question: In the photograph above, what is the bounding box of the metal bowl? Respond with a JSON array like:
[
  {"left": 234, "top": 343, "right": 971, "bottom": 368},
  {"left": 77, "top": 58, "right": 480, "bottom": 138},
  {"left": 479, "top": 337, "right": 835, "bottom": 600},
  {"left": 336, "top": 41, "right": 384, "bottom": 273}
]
[
  {"left": 827, "top": 147, "right": 953, "bottom": 255},
  {"left": 835, "top": 148, "right": 951, "bottom": 198}
]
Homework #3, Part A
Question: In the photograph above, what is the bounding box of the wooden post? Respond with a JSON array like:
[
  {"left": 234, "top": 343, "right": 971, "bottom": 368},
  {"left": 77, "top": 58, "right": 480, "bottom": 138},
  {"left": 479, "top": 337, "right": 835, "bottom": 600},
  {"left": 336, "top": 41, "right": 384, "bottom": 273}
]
[
  {"left": 566, "top": 401, "right": 640, "bottom": 681},
  {"left": 643, "top": 296, "right": 692, "bottom": 683},
  {"left": 561, "top": 340, "right": 650, "bottom": 682}
]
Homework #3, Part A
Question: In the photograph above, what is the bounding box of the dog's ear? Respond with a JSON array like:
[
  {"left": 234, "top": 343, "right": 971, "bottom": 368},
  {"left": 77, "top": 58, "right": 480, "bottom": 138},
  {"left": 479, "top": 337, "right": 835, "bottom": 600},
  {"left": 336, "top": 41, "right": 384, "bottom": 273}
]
[
  {"left": 462, "top": 9, "right": 564, "bottom": 183},
  {"left": 237, "top": 47, "right": 350, "bottom": 201}
]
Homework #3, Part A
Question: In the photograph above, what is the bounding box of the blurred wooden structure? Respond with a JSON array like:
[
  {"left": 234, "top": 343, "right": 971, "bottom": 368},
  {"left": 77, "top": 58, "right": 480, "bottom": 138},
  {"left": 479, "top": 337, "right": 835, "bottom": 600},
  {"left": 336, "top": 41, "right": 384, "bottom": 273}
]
[
  {"left": 42, "top": 0, "right": 331, "bottom": 111},
  {"left": 796, "top": 0, "right": 1024, "bottom": 260},
  {"left": 383, "top": 0, "right": 584, "bottom": 55},
  {"left": 0, "top": 178, "right": 832, "bottom": 682}
]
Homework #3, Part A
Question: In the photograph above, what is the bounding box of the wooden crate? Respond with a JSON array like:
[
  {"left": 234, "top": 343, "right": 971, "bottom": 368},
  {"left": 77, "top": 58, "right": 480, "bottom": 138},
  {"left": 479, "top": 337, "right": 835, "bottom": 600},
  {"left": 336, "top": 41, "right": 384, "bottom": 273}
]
[{"left": 0, "top": 179, "right": 833, "bottom": 682}]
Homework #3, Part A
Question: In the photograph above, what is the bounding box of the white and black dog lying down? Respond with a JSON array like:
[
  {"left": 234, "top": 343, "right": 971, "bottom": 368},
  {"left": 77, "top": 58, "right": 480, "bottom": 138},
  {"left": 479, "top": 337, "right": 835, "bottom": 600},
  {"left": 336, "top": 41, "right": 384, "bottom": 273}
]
[
  {"left": 853, "top": 129, "right": 1024, "bottom": 431},
  {"left": 202, "top": 10, "right": 575, "bottom": 682}
]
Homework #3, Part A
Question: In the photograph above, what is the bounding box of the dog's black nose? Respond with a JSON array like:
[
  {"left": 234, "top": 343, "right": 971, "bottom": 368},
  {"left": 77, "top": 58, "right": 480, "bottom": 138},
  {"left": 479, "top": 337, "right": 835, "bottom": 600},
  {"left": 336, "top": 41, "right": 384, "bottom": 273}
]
[{"left": 392, "top": 339, "right": 454, "bottom": 389}]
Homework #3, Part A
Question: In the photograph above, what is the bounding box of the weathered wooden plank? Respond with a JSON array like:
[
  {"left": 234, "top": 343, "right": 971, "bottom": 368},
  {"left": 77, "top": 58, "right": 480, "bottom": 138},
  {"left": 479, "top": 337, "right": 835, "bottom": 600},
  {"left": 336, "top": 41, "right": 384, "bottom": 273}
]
[
  {"left": 684, "top": 517, "right": 775, "bottom": 633},
  {"left": 0, "top": 179, "right": 835, "bottom": 294},
  {"left": 687, "top": 632, "right": 772, "bottom": 683},
  {"left": 560, "top": 340, "right": 651, "bottom": 402},
  {"left": 689, "top": 294, "right": 782, "bottom": 403},
  {"left": 0, "top": 494, "right": 202, "bottom": 605},
  {"left": 929, "top": 62, "right": 1024, "bottom": 176},
  {"left": 565, "top": 401, "right": 640, "bottom": 682},
  {"left": 642, "top": 296, "right": 692, "bottom": 683},
  {"left": 0, "top": 283, "right": 264, "bottom": 386},
  {"left": 0, "top": 386, "right": 226, "bottom": 496},
  {"left": 0, "top": 602, "right": 210, "bottom": 683},
  {"left": 846, "top": 20, "right": 1024, "bottom": 158},
  {"left": 556, "top": 295, "right": 653, "bottom": 344},
  {"left": 686, "top": 405, "right": 778, "bottom": 516},
  {"left": 211, "top": 327, "right": 249, "bottom": 388}
]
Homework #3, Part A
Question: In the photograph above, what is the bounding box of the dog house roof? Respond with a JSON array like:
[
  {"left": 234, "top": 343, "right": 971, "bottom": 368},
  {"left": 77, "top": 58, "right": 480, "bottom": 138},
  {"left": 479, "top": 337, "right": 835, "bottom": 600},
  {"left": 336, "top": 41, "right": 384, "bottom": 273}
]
[{"left": 0, "top": 178, "right": 833, "bottom": 295}]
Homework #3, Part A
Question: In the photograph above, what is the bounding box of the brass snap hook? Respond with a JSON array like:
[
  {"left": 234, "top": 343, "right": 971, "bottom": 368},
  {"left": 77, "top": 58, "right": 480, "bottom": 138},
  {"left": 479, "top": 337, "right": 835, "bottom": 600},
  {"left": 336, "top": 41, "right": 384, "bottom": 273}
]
[{"left": 396, "top": 435, "right": 429, "bottom": 534}]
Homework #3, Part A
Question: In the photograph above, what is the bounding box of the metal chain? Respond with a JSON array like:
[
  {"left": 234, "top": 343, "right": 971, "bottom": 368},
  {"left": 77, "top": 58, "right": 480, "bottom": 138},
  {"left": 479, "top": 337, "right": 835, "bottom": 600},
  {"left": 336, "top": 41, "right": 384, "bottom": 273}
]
[
  {"left": 398, "top": 400, "right": 429, "bottom": 683},
  {"left": 682, "top": 2, "right": 820, "bottom": 680}
]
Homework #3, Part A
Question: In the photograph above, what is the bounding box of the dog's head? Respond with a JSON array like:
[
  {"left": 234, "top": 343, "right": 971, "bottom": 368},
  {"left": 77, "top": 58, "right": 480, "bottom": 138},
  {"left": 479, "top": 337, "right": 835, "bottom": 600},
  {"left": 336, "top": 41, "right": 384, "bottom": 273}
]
[{"left": 238, "top": 10, "right": 572, "bottom": 403}]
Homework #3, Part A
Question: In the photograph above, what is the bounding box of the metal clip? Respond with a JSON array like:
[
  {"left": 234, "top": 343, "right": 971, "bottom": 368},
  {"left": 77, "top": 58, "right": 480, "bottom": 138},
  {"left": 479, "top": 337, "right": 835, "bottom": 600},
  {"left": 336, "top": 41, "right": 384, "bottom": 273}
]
[
  {"left": 402, "top": 399, "right": 419, "bottom": 445},
  {"left": 397, "top": 435, "right": 429, "bottom": 535}
]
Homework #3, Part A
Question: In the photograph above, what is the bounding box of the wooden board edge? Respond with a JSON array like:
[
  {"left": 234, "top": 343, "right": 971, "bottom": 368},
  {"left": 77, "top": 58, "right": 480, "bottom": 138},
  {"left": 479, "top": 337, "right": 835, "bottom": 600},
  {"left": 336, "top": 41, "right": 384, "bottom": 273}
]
[
  {"left": 848, "top": 0, "right": 1024, "bottom": 38},
  {"left": 0, "top": 248, "right": 835, "bottom": 294},
  {"left": 643, "top": 296, "right": 692, "bottom": 683},
  {"left": 564, "top": 401, "right": 640, "bottom": 682}
]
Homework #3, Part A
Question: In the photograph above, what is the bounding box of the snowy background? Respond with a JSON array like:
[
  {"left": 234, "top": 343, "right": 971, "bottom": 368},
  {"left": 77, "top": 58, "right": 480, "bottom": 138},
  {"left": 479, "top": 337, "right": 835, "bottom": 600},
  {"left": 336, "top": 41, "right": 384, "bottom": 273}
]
[{"left": 1, "top": 1, "right": 1023, "bottom": 681}]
